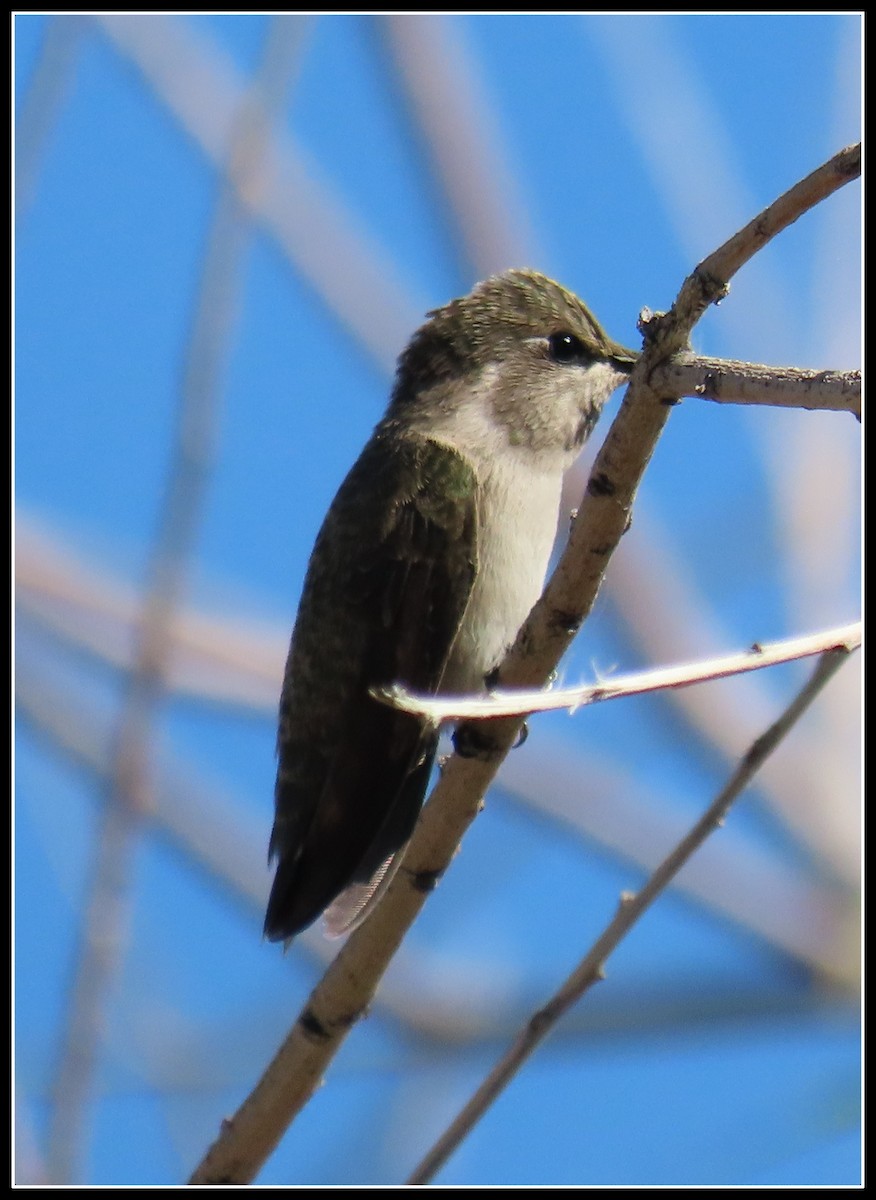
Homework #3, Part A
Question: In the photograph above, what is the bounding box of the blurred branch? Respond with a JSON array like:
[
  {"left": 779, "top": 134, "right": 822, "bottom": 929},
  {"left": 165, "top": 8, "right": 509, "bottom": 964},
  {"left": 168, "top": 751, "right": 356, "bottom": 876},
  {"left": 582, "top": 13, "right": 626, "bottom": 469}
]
[
  {"left": 187, "top": 143, "right": 860, "bottom": 1187},
  {"left": 407, "top": 644, "right": 856, "bottom": 1184},
  {"left": 764, "top": 414, "right": 861, "bottom": 873},
  {"left": 16, "top": 646, "right": 620, "bottom": 1043},
  {"left": 14, "top": 1093, "right": 49, "bottom": 1185},
  {"left": 15, "top": 519, "right": 281, "bottom": 710},
  {"left": 45, "top": 19, "right": 306, "bottom": 1184},
  {"left": 14, "top": 15, "right": 87, "bottom": 217},
  {"left": 376, "top": 621, "right": 861, "bottom": 720},
  {"left": 379, "top": 14, "right": 538, "bottom": 277},
  {"left": 96, "top": 12, "right": 426, "bottom": 376}
]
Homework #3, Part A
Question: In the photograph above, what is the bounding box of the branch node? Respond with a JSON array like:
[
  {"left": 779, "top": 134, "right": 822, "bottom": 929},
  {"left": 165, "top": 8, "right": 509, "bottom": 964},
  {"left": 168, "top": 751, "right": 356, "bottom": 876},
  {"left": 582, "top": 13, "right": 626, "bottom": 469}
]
[
  {"left": 452, "top": 723, "right": 503, "bottom": 761},
  {"left": 587, "top": 471, "right": 616, "bottom": 498},
  {"left": 550, "top": 609, "right": 584, "bottom": 637},
  {"left": 693, "top": 265, "right": 730, "bottom": 307},
  {"left": 408, "top": 866, "right": 443, "bottom": 895},
  {"left": 299, "top": 1006, "right": 332, "bottom": 1043}
]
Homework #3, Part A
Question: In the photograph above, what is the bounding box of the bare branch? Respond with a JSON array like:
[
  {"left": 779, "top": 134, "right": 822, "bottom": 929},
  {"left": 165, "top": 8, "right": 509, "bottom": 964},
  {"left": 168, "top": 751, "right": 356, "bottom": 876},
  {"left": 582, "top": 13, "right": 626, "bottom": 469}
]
[
  {"left": 375, "top": 621, "right": 861, "bottom": 721},
  {"left": 407, "top": 644, "right": 857, "bottom": 1184},
  {"left": 498, "top": 732, "right": 858, "bottom": 983},
  {"left": 652, "top": 354, "right": 861, "bottom": 418},
  {"left": 187, "top": 145, "right": 860, "bottom": 1187},
  {"left": 663, "top": 142, "right": 861, "bottom": 346}
]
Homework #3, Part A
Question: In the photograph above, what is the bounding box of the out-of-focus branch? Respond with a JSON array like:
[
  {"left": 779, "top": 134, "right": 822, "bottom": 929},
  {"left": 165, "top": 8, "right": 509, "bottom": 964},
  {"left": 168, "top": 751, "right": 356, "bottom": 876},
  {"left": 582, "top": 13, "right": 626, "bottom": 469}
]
[
  {"left": 15, "top": 16, "right": 87, "bottom": 217},
  {"left": 45, "top": 19, "right": 307, "bottom": 1184},
  {"left": 15, "top": 519, "right": 281, "bottom": 710},
  {"left": 96, "top": 12, "right": 425, "bottom": 376},
  {"left": 187, "top": 144, "right": 860, "bottom": 1187},
  {"left": 379, "top": 14, "right": 538, "bottom": 278},
  {"left": 407, "top": 644, "right": 857, "bottom": 1184}
]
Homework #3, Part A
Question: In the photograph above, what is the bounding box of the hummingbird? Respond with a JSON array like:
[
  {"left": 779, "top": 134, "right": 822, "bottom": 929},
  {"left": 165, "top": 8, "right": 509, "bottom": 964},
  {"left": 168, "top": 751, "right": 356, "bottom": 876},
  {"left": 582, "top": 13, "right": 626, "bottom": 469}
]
[{"left": 264, "top": 269, "right": 637, "bottom": 943}]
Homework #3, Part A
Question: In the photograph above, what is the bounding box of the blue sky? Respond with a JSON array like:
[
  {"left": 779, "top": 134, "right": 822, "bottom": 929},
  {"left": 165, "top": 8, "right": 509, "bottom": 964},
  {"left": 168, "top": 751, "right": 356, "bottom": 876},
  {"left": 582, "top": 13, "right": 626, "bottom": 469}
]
[{"left": 14, "top": 13, "right": 861, "bottom": 1186}]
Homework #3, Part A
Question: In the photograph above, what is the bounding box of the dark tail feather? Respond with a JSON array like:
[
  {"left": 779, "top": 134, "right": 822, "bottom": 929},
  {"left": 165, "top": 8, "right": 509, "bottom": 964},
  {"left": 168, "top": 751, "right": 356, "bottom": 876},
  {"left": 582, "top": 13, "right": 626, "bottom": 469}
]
[{"left": 263, "top": 735, "right": 438, "bottom": 943}]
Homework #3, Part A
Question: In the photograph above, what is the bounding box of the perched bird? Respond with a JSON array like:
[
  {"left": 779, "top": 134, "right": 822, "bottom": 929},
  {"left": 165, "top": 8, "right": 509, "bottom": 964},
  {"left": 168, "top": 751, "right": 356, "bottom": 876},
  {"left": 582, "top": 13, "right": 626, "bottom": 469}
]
[{"left": 264, "top": 269, "right": 637, "bottom": 943}]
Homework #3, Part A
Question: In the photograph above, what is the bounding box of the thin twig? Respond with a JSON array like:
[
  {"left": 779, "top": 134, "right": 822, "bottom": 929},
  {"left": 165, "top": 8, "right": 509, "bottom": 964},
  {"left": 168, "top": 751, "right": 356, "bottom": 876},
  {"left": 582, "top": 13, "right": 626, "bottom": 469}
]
[
  {"left": 494, "top": 143, "right": 861, "bottom": 697},
  {"left": 662, "top": 142, "right": 861, "bottom": 348},
  {"left": 599, "top": 507, "right": 861, "bottom": 890},
  {"left": 406, "top": 644, "right": 857, "bottom": 1184},
  {"left": 375, "top": 621, "right": 861, "bottom": 721},
  {"left": 19, "top": 631, "right": 855, "bottom": 1065},
  {"left": 187, "top": 144, "right": 860, "bottom": 1187}
]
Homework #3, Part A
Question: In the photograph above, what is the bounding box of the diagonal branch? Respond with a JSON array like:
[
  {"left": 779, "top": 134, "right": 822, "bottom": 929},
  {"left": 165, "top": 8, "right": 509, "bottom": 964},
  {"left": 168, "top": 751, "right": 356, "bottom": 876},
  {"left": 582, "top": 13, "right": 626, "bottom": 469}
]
[
  {"left": 660, "top": 142, "right": 861, "bottom": 347},
  {"left": 15, "top": 16, "right": 88, "bottom": 217},
  {"left": 406, "top": 643, "right": 857, "bottom": 1184},
  {"left": 96, "top": 12, "right": 425, "bottom": 376},
  {"left": 379, "top": 14, "right": 538, "bottom": 277},
  {"left": 187, "top": 143, "right": 859, "bottom": 1186}
]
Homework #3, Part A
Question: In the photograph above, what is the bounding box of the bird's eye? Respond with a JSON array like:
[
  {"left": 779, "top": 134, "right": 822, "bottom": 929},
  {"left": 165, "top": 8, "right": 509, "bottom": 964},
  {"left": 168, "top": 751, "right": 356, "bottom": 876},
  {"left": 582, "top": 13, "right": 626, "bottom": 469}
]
[{"left": 548, "top": 331, "right": 589, "bottom": 363}]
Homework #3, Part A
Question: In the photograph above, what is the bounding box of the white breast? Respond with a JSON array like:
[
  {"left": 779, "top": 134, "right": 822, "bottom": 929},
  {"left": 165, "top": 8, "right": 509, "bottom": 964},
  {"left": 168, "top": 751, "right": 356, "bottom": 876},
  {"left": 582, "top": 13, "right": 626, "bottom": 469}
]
[{"left": 440, "top": 456, "right": 563, "bottom": 694}]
